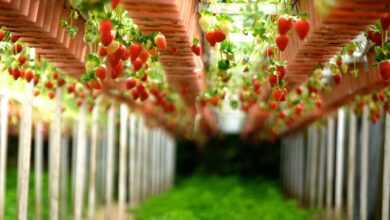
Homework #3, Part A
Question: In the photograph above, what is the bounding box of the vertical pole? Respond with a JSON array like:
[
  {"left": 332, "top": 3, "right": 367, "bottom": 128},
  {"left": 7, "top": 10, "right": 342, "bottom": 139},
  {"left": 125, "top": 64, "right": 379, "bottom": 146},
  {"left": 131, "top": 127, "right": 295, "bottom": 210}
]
[
  {"left": 297, "top": 132, "right": 304, "bottom": 202},
  {"left": 347, "top": 110, "right": 357, "bottom": 220},
  {"left": 326, "top": 116, "right": 335, "bottom": 210},
  {"left": 118, "top": 104, "right": 128, "bottom": 219},
  {"left": 382, "top": 112, "right": 390, "bottom": 220},
  {"left": 105, "top": 105, "right": 116, "bottom": 218},
  {"left": 34, "top": 122, "right": 43, "bottom": 220},
  {"left": 17, "top": 82, "right": 33, "bottom": 220},
  {"left": 136, "top": 116, "right": 143, "bottom": 203},
  {"left": 50, "top": 88, "right": 63, "bottom": 220},
  {"left": 60, "top": 133, "right": 69, "bottom": 220},
  {"left": 0, "top": 95, "right": 9, "bottom": 220},
  {"left": 309, "top": 126, "right": 318, "bottom": 208},
  {"left": 360, "top": 106, "right": 369, "bottom": 220},
  {"left": 335, "top": 109, "right": 345, "bottom": 216},
  {"left": 150, "top": 130, "right": 156, "bottom": 196},
  {"left": 73, "top": 104, "right": 87, "bottom": 220},
  {"left": 142, "top": 122, "right": 149, "bottom": 199},
  {"left": 305, "top": 128, "right": 312, "bottom": 205},
  {"left": 128, "top": 114, "right": 136, "bottom": 207},
  {"left": 318, "top": 127, "right": 326, "bottom": 208},
  {"left": 88, "top": 104, "right": 99, "bottom": 220}
]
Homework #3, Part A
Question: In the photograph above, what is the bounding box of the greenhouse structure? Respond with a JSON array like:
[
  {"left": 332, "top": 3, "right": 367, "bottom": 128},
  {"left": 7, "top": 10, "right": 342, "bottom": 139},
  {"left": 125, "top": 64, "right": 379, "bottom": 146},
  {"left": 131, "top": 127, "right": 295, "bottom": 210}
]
[{"left": 0, "top": 0, "right": 390, "bottom": 220}]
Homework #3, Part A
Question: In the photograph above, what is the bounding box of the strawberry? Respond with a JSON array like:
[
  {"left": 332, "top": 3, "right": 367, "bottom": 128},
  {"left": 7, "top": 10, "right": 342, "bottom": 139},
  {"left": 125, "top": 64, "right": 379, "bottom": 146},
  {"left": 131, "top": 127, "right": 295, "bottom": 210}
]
[
  {"left": 333, "top": 74, "right": 342, "bottom": 84},
  {"left": 108, "top": 53, "right": 120, "bottom": 67},
  {"left": 11, "top": 34, "right": 20, "bottom": 43},
  {"left": 381, "top": 13, "right": 390, "bottom": 30},
  {"left": 132, "top": 58, "right": 143, "bottom": 71},
  {"left": 33, "top": 75, "right": 40, "bottom": 85},
  {"left": 278, "top": 16, "right": 293, "bottom": 35},
  {"left": 315, "top": 99, "right": 323, "bottom": 109},
  {"left": 0, "top": 30, "right": 5, "bottom": 41},
  {"left": 213, "top": 29, "right": 226, "bottom": 42},
  {"left": 264, "top": 47, "right": 274, "bottom": 57},
  {"left": 89, "top": 80, "right": 102, "bottom": 90},
  {"left": 191, "top": 45, "right": 201, "bottom": 56},
  {"left": 295, "top": 103, "right": 304, "bottom": 115},
  {"left": 18, "top": 55, "right": 26, "bottom": 65},
  {"left": 57, "top": 78, "right": 65, "bottom": 87},
  {"left": 33, "top": 89, "right": 40, "bottom": 97},
  {"left": 276, "top": 65, "right": 286, "bottom": 79},
  {"left": 279, "top": 111, "right": 286, "bottom": 119},
  {"left": 116, "top": 45, "right": 128, "bottom": 60},
  {"left": 154, "top": 33, "right": 167, "bottom": 50},
  {"left": 126, "top": 77, "right": 137, "bottom": 90},
  {"left": 101, "top": 31, "right": 114, "bottom": 46},
  {"left": 132, "top": 89, "right": 140, "bottom": 100},
  {"left": 336, "top": 56, "right": 343, "bottom": 66},
  {"left": 45, "top": 81, "right": 54, "bottom": 89},
  {"left": 95, "top": 65, "right": 107, "bottom": 80},
  {"left": 141, "top": 73, "right": 148, "bottom": 82},
  {"left": 138, "top": 48, "right": 149, "bottom": 63},
  {"left": 206, "top": 31, "right": 217, "bottom": 46},
  {"left": 368, "top": 31, "right": 382, "bottom": 46},
  {"left": 52, "top": 72, "right": 59, "bottom": 80},
  {"left": 100, "top": 20, "right": 112, "bottom": 36},
  {"left": 380, "top": 60, "right": 390, "bottom": 80},
  {"left": 268, "top": 74, "right": 278, "bottom": 86},
  {"left": 112, "top": 0, "right": 120, "bottom": 9},
  {"left": 252, "top": 78, "right": 261, "bottom": 94},
  {"left": 209, "top": 96, "right": 220, "bottom": 106},
  {"left": 273, "top": 88, "right": 286, "bottom": 101},
  {"left": 275, "top": 34, "right": 289, "bottom": 51},
  {"left": 295, "top": 19, "right": 310, "bottom": 40},
  {"left": 12, "top": 68, "right": 21, "bottom": 80},
  {"left": 99, "top": 47, "right": 108, "bottom": 57},
  {"left": 269, "top": 101, "right": 278, "bottom": 110},
  {"left": 24, "top": 70, "right": 34, "bottom": 82},
  {"left": 111, "top": 61, "right": 123, "bottom": 79},
  {"left": 140, "top": 90, "right": 149, "bottom": 101},
  {"left": 67, "top": 84, "right": 76, "bottom": 94},
  {"left": 48, "top": 91, "right": 55, "bottom": 99},
  {"left": 129, "top": 43, "right": 142, "bottom": 61},
  {"left": 296, "top": 87, "right": 303, "bottom": 95},
  {"left": 13, "top": 43, "right": 23, "bottom": 54}
]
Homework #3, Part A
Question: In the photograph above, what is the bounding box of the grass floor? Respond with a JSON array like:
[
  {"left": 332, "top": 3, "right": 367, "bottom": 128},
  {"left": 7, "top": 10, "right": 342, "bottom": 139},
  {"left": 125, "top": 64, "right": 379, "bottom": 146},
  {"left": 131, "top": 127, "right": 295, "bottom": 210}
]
[{"left": 132, "top": 176, "right": 316, "bottom": 220}]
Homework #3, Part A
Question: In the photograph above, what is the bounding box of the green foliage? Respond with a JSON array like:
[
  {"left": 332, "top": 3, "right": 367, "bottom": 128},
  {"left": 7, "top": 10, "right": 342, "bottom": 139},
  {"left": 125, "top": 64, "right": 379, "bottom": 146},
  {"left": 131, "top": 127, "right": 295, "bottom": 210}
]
[{"left": 132, "top": 176, "right": 316, "bottom": 220}]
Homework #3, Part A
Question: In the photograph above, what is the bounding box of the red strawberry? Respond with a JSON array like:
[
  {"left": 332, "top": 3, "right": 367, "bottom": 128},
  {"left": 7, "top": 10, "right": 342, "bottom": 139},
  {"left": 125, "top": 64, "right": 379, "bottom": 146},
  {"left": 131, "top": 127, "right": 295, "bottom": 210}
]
[
  {"left": 273, "top": 88, "right": 286, "bottom": 101},
  {"left": 368, "top": 31, "right": 382, "bottom": 46},
  {"left": 140, "top": 90, "right": 149, "bottom": 101},
  {"left": 67, "top": 84, "right": 76, "bottom": 94},
  {"left": 252, "top": 78, "right": 261, "bottom": 94},
  {"left": 33, "top": 89, "right": 40, "bottom": 97},
  {"left": 99, "top": 47, "right": 108, "bottom": 57},
  {"left": 132, "top": 58, "right": 143, "bottom": 71},
  {"left": 12, "top": 68, "right": 21, "bottom": 80},
  {"left": 268, "top": 74, "right": 278, "bottom": 86},
  {"left": 380, "top": 60, "right": 390, "bottom": 80},
  {"left": 126, "top": 78, "right": 137, "bottom": 90},
  {"left": 101, "top": 32, "right": 114, "bottom": 46},
  {"left": 381, "top": 14, "right": 390, "bottom": 30},
  {"left": 154, "top": 33, "right": 167, "bottom": 50},
  {"left": 52, "top": 72, "right": 59, "bottom": 80},
  {"left": 11, "top": 34, "right": 20, "bottom": 43},
  {"left": 275, "top": 34, "right": 289, "bottom": 51},
  {"left": 336, "top": 56, "right": 343, "bottom": 66},
  {"left": 33, "top": 75, "right": 40, "bottom": 85},
  {"left": 295, "top": 103, "right": 304, "bottom": 115},
  {"left": 295, "top": 19, "right": 310, "bottom": 40},
  {"left": 278, "top": 16, "right": 293, "bottom": 35},
  {"left": 0, "top": 31, "right": 5, "bottom": 41},
  {"left": 138, "top": 48, "right": 149, "bottom": 63},
  {"left": 129, "top": 43, "right": 142, "bottom": 61},
  {"left": 209, "top": 96, "right": 220, "bottom": 106},
  {"left": 115, "top": 45, "right": 128, "bottom": 60},
  {"left": 264, "top": 47, "right": 274, "bottom": 57},
  {"left": 279, "top": 111, "right": 286, "bottom": 119},
  {"left": 213, "top": 29, "right": 226, "bottom": 42},
  {"left": 13, "top": 43, "right": 23, "bottom": 54},
  {"left": 89, "top": 80, "right": 102, "bottom": 90},
  {"left": 296, "top": 87, "right": 303, "bottom": 95},
  {"left": 18, "top": 55, "right": 26, "bottom": 65},
  {"left": 108, "top": 53, "right": 120, "bottom": 67},
  {"left": 95, "top": 65, "right": 107, "bottom": 80},
  {"left": 45, "top": 81, "right": 54, "bottom": 89},
  {"left": 24, "top": 70, "right": 34, "bottom": 82},
  {"left": 57, "top": 78, "right": 65, "bottom": 87},
  {"left": 112, "top": 0, "right": 120, "bottom": 9},
  {"left": 191, "top": 45, "right": 201, "bottom": 56},
  {"left": 269, "top": 101, "right": 278, "bottom": 110},
  {"left": 111, "top": 61, "right": 123, "bottom": 79},
  {"left": 141, "top": 73, "right": 148, "bottom": 82},
  {"left": 333, "top": 74, "right": 342, "bottom": 84},
  {"left": 132, "top": 89, "right": 140, "bottom": 100},
  {"left": 100, "top": 20, "right": 112, "bottom": 35},
  {"left": 276, "top": 65, "right": 286, "bottom": 79},
  {"left": 206, "top": 31, "right": 217, "bottom": 46},
  {"left": 48, "top": 91, "right": 55, "bottom": 99}
]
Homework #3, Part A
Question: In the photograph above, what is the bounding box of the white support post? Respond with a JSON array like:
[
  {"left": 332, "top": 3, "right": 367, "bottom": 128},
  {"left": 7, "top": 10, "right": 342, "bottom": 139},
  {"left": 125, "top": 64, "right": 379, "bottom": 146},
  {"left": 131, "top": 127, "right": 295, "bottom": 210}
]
[
  {"left": 118, "top": 104, "right": 128, "bottom": 219},
  {"left": 73, "top": 104, "right": 87, "bottom": 220},
  {"left": 297, "top": 132, "right": 304, "bottom": 202},
  {"left": 151, "top": 130, "right": 157, "bottom": 196},
  {"left": 143, "top": 124, "right": 149, "bottom": 199},
  {"left": 88, "top": 104, "right": 99, "bottom": 220},
  {"left": 105, "top": 105, "right": 116, "bottom": 217},
  {"left": 136, "top": 116, "right": 143, "bottom": 203},
  {"left": 49, "top": 88, "right": 63, "bottom": 220},
  {"left": 34, "top": 122, "right": 43, "bottom": 220},
  {"left": 360, "top": 106, "right": 369, "bottom": 220},
  {"left": 326, "top": 116, "right": 335, "bottom": 210},
  {"left": 383, "top": 112, "right": 390, "bottom": 220},
  {"left": 0, "top": 95, "right": 9, "bottom": 220},
  {"left": 318, "top": 127, "right": 326, "bottom": 208},
  {"left": 305, "top": 128, "right": 312, "bottom": 205},
  {"left": 335, "top": 109, "right": 345, "bottom": 216},
  {"left": 158, "top": 130, "right": 163, "bottom": 194},
  {"left": 128, "top": 114, "right": 136, "bottom": 207},
  {"left": 309, "top": 126, "right": 318, "bottom": 208},
  {"left": 17, "top": 82, "right": 33, "bottom": 220},
  {"left": 347, "top": 110, "right": 357, "bottom": 220},
  {"left": 60, "top": 133, "right": 69, "bottom": 220}
]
